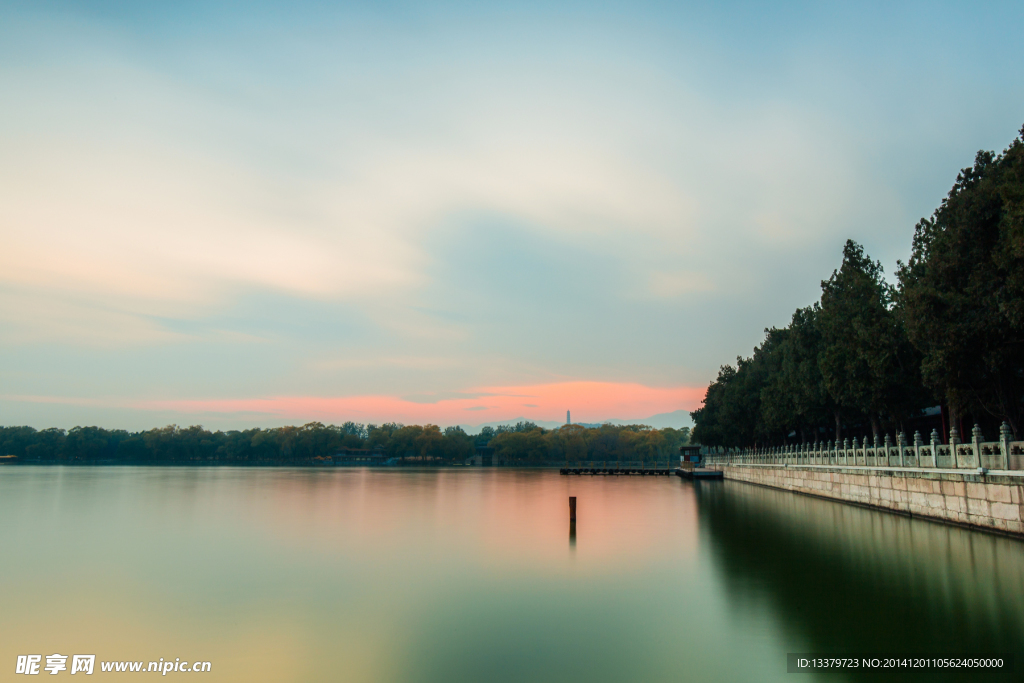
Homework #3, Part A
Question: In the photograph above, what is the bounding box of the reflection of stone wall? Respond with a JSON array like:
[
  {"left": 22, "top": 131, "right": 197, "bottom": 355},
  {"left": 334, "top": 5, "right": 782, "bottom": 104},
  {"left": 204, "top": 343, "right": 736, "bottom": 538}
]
[
  {"left": 718, "top": 464, "right": 1024, "bottom": 536},
  {"left": 698, "top": 480, "right": 1024, "bottom": 676}
]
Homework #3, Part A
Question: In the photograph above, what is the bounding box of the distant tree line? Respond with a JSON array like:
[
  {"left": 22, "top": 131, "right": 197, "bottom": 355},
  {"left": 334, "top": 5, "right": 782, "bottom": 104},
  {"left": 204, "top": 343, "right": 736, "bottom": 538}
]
[
  {"left": 0, "top": 421, "right": 690, "bottom": 465},
  {"left": 486, "top": 422, "right": 690, "bottom": 463},
  {"left": 691, "top": 126, "right": 1024, "bottom": 448}
]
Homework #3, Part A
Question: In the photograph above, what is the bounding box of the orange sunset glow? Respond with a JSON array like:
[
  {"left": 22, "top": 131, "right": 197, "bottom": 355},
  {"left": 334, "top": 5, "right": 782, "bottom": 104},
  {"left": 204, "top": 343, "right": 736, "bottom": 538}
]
[{"left": 138, "top": 382, "right": 706, "bottom": 426}]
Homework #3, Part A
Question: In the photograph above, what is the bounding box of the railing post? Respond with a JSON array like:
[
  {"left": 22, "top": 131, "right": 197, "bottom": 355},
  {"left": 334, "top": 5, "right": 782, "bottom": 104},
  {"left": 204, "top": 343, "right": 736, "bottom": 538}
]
[
  {"left": 949, "top": 427, "right": 960, "bottom": 469},
  {"left": 930, "top": 429, "right": 940, "bottom": 468},
  {"left": 913, "top": 431, "right": 921, "bottom": 466},
  {"left": 972, "top": 424, "right": 983, "bottom": 469},
  {"left": 897, "top": 431, "right": 906, "bottom": 467},
  {"left": 1000, "top": 422, "right": 1012, "bottom": 471}
]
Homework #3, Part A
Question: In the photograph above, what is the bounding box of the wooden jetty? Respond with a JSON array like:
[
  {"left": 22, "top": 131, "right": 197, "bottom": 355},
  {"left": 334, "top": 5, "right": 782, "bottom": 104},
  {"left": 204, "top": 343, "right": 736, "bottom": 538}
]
[
  {"left": 675, "top": 467, "right": 724, "bottom": 480},
  {"left": 560, "top": 463, "right": 673, "bottom": 476},
  {"left": 675, "top": 445, "right": 723, "bottom": 480}
]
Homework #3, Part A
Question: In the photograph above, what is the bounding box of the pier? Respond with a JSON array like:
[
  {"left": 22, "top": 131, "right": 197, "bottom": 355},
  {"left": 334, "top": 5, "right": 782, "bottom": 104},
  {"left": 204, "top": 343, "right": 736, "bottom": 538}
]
[
  {"left": 675, "top": 467, "right": 724, "bottom": 480},
  {"left": 560, "top": 462, "right": 673, "bottom": 476}
]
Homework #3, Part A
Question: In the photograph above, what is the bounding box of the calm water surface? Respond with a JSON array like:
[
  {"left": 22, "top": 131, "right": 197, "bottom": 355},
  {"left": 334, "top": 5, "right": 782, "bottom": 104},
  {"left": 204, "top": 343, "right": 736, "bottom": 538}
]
[{"left": 1, "top": 467, "right": 1022, "bottom": 682}]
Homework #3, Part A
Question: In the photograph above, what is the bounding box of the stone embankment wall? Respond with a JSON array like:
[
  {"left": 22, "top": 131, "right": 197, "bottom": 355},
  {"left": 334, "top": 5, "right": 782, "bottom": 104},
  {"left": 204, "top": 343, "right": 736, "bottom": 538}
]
[{"left": 716, "top": 464, "right": 1024, "bottom": 537}]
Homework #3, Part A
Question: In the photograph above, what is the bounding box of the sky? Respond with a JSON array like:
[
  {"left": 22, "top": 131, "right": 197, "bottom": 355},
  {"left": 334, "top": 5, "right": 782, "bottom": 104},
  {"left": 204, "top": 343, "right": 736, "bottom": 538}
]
[{"left": 1, "top": 0, "right": 1023, "bottom": 431}]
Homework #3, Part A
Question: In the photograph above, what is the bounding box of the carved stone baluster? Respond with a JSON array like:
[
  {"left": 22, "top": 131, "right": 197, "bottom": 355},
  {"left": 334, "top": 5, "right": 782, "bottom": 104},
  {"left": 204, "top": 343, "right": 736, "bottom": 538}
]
[
  {"left": 949, "top": 427, "right": 960, "bottom": 469},
  {"left": 972, "top": 424, "right": 983, "bottom": 470},
  {"left": 999, "top": 422, "right": 1012, "bottom": 471}
]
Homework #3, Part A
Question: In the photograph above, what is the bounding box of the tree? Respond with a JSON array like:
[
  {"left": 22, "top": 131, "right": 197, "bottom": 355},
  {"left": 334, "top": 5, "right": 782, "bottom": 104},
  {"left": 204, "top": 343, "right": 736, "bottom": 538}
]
[
  {"left": 557, "top": 424, "right": 588, "bottom": 461},
  {"left": 64, "top": 426, "right": 110, "bottom": 462},
  {"left": 897, "top": 131, "right": 1024, "bottom": 437},
  {"left": 761, "top": 306, "right": 839, "bottom": 441},
  {"left": 691, "top": 351, "right": 771, "bottom": 448},
  {"left": 491, "top": 428, "right": 548, "bottom": 462},
  {"left": 441, "top": 426, "right": 474, "bottom": 462},
  {"left": 474, "top": 426, "right": 496, "bottom": 447},
  {"left": 818, "top": 240, "right": 926, "bottom": 439},
  {"left": 415, "top": 424, "right": 444, "bottom": 460}
]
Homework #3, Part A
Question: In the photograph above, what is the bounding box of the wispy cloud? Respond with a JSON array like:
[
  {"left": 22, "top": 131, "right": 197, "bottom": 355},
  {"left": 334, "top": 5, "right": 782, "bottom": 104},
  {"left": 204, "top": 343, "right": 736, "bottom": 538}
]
[{"left": 2, "top": 2, "right": 1022, "bottom": 428}]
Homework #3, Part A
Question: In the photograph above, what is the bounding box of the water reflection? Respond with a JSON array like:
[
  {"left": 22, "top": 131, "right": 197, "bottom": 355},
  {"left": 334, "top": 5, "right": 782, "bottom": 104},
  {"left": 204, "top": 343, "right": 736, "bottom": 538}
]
[
  {"left": 1, "top": 467, "right": 1020, "bottom": 682},
  {"left": 698, "top": 481, "right": 1024, "bottom": 681}
]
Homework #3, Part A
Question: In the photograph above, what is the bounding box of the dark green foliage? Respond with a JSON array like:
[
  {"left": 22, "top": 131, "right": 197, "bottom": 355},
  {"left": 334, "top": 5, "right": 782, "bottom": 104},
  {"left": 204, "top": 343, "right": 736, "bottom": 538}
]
[
  {"left": 692, "top": 240, "right": 930, "bottom": 448},
  {"left": 0, "top": 422, "right": 690, "bottom": 465},
  {"left": 819, "top": 241, "right": 927, "bottom": 438},
  {"left": 897, "top": 131, "right": 1024, "bottom": 437},
  {"left": 489, "top": 423, "right": 689, "bottom": 463},
  {"left": 761, "top": 306, "right": 837, "bottom": 441},
  {"left": 692, "top": 125, "right": 1024, "bottom": 446}
]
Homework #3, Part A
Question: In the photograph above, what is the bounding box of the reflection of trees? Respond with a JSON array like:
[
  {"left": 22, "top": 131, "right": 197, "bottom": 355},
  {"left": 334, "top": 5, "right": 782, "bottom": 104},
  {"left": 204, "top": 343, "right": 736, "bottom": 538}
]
[{"left": 698, "top": 482, "right": 1024, "bottom": 682}]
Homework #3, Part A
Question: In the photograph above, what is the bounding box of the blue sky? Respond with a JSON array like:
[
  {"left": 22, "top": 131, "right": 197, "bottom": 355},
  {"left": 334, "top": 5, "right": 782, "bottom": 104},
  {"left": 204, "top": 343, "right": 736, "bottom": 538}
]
[{"left": 1, "top": 1, "right": 1023, "bottom": 429}]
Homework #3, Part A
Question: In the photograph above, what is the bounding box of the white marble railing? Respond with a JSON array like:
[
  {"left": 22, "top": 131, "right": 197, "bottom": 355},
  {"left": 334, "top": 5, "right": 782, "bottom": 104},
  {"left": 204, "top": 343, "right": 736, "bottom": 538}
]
[{"left": 704, "top": 423, "right": 1024, "bottom": 472}]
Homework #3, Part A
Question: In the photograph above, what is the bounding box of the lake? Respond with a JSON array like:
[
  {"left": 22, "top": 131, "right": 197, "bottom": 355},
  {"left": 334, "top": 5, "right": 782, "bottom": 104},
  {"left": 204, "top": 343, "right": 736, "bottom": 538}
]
[{"left": 1, "top": 467, "right": 1022, "bottom": 681}]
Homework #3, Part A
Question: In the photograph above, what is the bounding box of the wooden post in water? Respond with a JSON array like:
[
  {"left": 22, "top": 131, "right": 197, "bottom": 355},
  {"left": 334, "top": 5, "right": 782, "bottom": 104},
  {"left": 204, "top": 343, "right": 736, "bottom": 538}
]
[{"left": 569, "top": 496, "right": 576, "bottom": 522}]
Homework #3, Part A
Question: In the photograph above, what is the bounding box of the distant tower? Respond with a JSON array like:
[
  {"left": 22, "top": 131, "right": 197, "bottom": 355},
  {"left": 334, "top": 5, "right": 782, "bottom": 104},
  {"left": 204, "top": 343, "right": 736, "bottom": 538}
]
[{"left": 567, "top": 410, "right": 571, "bottom": 425}]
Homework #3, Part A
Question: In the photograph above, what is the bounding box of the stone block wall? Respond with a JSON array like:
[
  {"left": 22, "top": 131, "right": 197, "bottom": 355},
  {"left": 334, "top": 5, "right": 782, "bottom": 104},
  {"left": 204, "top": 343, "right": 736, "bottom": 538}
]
[{"left": 718, "top": 464, "right": 1024, "bottom": 536}]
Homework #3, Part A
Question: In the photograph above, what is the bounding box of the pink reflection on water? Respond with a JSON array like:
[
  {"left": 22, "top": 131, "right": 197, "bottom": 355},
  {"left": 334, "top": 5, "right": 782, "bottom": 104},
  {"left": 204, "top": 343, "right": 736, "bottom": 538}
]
[{"left": 192, "top": 470, "right": 700, "bottom": 575}]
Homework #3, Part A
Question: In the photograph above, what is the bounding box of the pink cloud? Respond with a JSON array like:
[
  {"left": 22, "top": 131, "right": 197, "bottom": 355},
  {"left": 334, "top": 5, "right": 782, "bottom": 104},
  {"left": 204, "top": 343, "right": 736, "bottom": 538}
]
[{"left": 137, "top": 381, "right": 705, "bottom": 425}]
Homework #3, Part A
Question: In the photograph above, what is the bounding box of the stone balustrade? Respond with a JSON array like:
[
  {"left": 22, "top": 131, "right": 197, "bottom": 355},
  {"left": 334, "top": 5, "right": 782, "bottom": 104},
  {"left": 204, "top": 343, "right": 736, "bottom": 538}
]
[{"left": 704, "top": 422, "right": 1024, "bottom": 472}]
